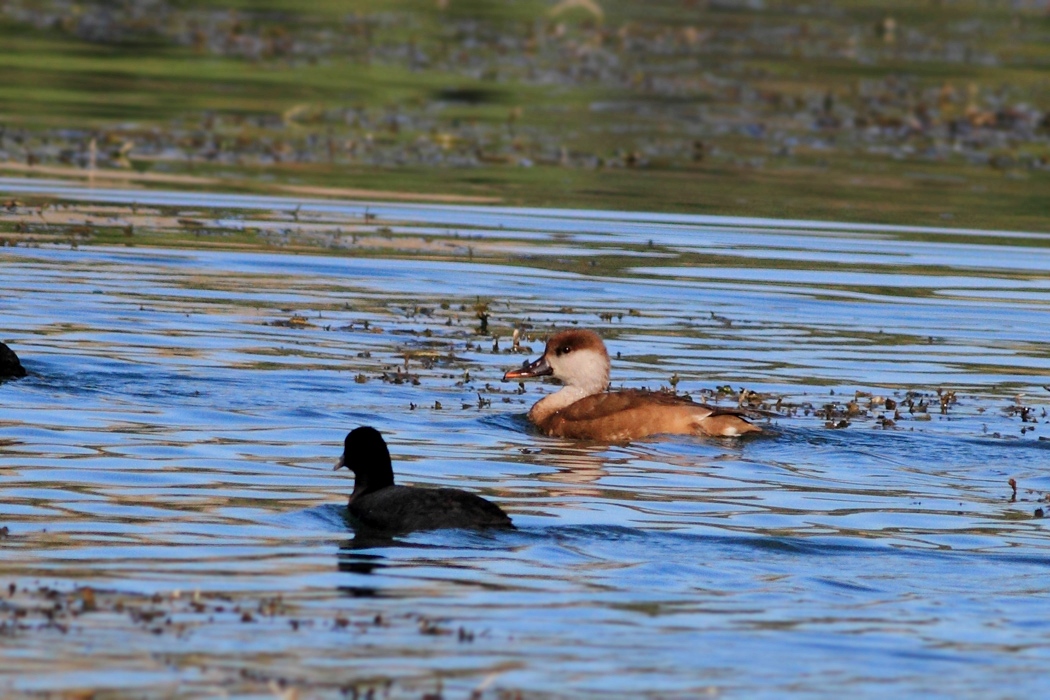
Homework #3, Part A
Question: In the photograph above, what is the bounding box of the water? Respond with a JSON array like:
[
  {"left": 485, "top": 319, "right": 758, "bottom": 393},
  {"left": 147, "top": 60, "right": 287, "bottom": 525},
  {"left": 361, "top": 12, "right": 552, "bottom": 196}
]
[{"left": 1, "top": 178, "right": 1049, "bottom": 698}]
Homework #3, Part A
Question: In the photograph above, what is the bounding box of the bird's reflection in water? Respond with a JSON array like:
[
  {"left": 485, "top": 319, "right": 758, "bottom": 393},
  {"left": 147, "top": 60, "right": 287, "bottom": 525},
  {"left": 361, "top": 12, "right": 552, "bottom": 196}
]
[
  {"left": 335, "top": 511, "right": 399, "bottom": 596},
  {"left": 335, "top": 543, "right": 388, "bottom": 597},
  {"left": 527, "top": 442, "right": 622, "bottom": 497},
  {"left": 334, "top": 517, "right": 470, "bottom": 597},
  {"left": 526, "top": 435, "right": 755, "bottom": 492},
  {"left": 334, "top": 510, "right": 524, "bottom": 599}
]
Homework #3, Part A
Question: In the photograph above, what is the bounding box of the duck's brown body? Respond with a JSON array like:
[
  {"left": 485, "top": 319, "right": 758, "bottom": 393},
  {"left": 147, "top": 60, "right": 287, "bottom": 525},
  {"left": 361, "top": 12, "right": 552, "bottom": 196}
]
[
  {"left": 505, "top": 330, "right": 760, "bottom": 442},
  {"left": 531, "top": 388, "right": 759, "bottom": 441}
]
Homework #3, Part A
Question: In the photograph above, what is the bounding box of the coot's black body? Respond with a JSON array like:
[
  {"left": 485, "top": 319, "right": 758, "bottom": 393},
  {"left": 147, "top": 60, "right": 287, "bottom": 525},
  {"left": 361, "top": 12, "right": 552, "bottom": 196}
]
[
  {"left": 348, "top": 483, "right": 512, "bottom": 532},
  {"left": 335, "top": 426, "right": 513, "bottom": 533},
  {"left": 0, "top": 342, "right": 26, "bottom": 380}
]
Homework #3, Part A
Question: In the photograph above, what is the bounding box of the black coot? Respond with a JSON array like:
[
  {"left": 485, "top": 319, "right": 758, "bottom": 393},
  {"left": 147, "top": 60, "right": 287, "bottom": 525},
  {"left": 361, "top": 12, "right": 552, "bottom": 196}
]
[
  {"left": 0, "top": 342, "right": 26, "bottom": 380},
  {"left": 334, "top": 426, "right": 513, "bottom": 533}
]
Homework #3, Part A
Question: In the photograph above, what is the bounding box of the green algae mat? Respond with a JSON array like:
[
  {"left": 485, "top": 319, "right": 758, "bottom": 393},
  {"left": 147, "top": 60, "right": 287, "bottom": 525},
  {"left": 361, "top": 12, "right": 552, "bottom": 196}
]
[{"left": 1, "top": 0, "right": 1048, "bottom": 232}]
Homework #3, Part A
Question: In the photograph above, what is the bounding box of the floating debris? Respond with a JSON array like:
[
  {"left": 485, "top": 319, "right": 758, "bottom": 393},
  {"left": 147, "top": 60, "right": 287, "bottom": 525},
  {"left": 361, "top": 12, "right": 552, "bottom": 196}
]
[{"left": 269, "top": 315, "right": 316, "bottom": 328}]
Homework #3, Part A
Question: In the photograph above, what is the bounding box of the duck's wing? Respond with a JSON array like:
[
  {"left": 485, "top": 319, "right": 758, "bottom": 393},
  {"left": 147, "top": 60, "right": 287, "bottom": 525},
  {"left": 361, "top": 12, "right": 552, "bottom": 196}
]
[{"left": 542, "top": 390, "right": 760, "bottom": 440}]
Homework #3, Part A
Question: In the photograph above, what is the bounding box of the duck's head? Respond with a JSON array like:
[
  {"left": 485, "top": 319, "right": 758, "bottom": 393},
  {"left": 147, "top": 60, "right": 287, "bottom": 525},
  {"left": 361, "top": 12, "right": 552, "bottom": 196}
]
[
  {"left": 503, "top": 329, "right": 610, "bottom": 394},
  {"left": 334, "top": 426, "right": 395, "bottom": 496}
]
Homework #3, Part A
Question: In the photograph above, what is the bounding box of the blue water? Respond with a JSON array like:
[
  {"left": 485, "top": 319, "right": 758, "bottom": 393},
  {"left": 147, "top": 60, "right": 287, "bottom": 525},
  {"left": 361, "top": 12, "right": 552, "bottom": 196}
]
[{"left": 0, "top": 178, "right": 1048, "bottom": 697}]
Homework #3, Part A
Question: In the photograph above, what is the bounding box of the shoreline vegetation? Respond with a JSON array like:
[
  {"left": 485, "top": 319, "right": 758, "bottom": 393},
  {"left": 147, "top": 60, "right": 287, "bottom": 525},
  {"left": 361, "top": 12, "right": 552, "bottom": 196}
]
[{"left": 0, "top": 0, "right": 1048, "bottom": 235}]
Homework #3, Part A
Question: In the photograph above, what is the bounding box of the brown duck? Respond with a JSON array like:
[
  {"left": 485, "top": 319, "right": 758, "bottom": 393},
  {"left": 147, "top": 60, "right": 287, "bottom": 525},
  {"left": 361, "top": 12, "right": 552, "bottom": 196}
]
[{"left": 503, "top": 329, "right": 760, "bottom": 441}]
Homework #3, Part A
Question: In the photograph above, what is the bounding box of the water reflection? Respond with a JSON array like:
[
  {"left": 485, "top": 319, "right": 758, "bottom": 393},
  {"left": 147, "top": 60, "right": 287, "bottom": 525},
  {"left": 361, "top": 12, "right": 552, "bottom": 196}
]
[{"left": 337, "top": 528, "right": 388, "bottom": 597}]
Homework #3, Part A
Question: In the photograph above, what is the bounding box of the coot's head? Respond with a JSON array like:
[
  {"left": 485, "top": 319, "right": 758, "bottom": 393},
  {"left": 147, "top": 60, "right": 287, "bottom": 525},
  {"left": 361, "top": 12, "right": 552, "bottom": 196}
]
[{"left": 334, "top": 426, "right": 395, "bottom": 495}]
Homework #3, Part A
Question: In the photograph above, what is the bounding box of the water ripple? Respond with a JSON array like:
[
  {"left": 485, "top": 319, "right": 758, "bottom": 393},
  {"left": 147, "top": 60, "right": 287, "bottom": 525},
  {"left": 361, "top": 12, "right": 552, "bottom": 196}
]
[{"left": 1, "top": 182, "right": 1048, "bottom": 696}]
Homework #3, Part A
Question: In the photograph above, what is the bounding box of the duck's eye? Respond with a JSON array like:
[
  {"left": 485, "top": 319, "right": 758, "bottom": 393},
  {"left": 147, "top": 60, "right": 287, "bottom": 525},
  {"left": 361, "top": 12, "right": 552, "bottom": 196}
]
[{"left": 556, "top": 345, "right": 573, "bottom": 356}]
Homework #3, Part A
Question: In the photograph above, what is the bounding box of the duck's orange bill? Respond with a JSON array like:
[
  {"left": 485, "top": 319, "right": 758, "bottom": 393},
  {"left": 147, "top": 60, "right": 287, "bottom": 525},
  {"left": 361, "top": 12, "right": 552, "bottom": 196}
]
[{"left": 503, "top": 355, "right": 553, "bottom": 381}]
